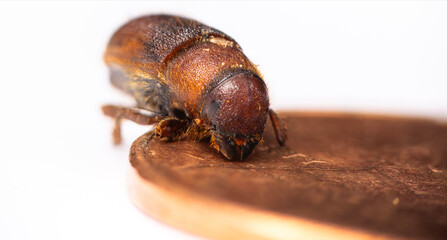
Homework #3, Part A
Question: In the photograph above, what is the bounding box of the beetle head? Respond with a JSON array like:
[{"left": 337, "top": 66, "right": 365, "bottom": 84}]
[{"left": 201, "top": 72, "right": 269, "bottom": 161}]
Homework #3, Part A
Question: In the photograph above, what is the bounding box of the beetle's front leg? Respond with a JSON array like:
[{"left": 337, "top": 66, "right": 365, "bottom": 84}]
[
  {"left": 155, "top": 118, "right": 188, "bottom": 141},
  {"left": 102, "top": 105, "right": 163, "bottom": 144},
  {"left": 269, "top": 109, "right": 287, "bottom": 146}
]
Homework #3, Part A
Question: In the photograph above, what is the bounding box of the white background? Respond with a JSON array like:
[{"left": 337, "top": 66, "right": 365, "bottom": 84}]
[{"left": 0, "top": 1, "right": 446, "bottom": 240}]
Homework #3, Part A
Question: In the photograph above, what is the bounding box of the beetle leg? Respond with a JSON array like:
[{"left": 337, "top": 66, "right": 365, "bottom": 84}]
[
  {"left": 112, "top": 112, "right": 124, "bottom": 144},
  {"left": 269, "top": 109, "right": 287, "bottom": 146},
  {"left": 155, "top": 118, "right": 188, "bottom": 141},
  {"left": 102, "top": 105, "right": 163, "bottom": 144}
]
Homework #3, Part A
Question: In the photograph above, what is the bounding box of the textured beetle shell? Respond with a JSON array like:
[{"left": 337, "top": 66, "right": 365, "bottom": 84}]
[{"left": 104, "top": 15, "right": 261, "bottom": 118}]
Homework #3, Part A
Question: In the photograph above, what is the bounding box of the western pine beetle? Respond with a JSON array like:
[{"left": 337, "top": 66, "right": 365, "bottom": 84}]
[{"left": 102, "top": 14, "right": 287, "bottom": 161}]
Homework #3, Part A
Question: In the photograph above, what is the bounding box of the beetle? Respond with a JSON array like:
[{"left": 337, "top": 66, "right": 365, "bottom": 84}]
[{"left": 102, "top": 14, "right": 287, "bottom": 161}]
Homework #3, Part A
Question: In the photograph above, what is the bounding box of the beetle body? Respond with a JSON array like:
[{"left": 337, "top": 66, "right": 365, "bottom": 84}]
[{"left": 103, "top": 15, "right": 286, "bottom": 161}]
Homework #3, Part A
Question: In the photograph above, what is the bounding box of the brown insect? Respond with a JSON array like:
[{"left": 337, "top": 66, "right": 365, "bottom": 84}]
[{"left": 102, "top": 14, "right": 287, "bottom": 161}]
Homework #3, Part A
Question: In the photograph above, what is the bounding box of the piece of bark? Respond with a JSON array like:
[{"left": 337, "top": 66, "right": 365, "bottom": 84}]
[{"left": 128, "top": 112, "right": 447, "bottom": 240}]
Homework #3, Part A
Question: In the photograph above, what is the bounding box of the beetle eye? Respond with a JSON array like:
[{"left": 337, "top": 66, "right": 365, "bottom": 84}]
[
  {"left": 208, "top": 100, "right": 220, "bottom": 117},
  {"left": 203, "top": 100, "right": 220, "bottom": 123}
]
